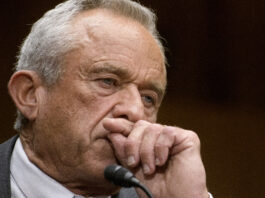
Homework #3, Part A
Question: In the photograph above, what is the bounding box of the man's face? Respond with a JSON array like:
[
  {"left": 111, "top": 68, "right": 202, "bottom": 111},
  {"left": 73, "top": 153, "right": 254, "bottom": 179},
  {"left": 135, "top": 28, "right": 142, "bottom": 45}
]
[{"left": 31, "top": 9, "right": 166, "bottom": 195}]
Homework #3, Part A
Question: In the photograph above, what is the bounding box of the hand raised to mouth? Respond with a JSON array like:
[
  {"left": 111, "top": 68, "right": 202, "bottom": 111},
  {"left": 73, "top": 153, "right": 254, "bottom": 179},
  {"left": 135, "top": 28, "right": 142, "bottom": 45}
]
[{"left": 103, "top": 118, "right": 209, "bottom": 198}]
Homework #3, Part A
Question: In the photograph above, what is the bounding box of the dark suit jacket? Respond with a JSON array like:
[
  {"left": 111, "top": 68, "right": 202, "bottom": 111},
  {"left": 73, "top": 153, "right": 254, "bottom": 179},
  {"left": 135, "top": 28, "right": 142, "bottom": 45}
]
[{"left": 0, "top": 136, "right": 138, "bottom": 198}]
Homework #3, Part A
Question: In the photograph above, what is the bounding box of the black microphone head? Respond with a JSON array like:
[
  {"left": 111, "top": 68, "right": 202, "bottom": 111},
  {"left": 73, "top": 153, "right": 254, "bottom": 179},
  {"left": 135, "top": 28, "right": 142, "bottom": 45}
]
[{"left": 104, "top": 164, "right": 140, "bottom": 187}]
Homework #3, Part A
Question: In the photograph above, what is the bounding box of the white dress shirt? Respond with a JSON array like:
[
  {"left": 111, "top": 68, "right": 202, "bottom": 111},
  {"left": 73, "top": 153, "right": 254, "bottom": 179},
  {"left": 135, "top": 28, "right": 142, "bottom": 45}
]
[{"left": 10, "top": 138, "right": 109, "bottom": 198}]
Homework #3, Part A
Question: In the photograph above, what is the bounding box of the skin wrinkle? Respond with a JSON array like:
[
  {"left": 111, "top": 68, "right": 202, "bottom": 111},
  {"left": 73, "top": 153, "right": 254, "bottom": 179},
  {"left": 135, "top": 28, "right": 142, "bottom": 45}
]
[
  {"left": 79, "top": 63, "right": 165, "bottom": 103},
  {"left": 72, "top": 9, "right": 166, "bottom": 74},
  {"left": 6, "top": 1, "right": 210, "bottom": 196},
  {"left": 15, "top": 8, "right": 168, "bottom": 196}
]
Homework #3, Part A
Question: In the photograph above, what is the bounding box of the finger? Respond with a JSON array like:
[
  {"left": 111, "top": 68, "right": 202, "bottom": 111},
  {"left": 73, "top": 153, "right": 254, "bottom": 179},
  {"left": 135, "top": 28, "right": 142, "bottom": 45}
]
[
  {"left": 124, "top": 120, "right": 150, "bottom": 168},
  {"left": 107, "top": 133, "right": 127, "bottom": 165},
  {"left": 155, "top": 126, "right": 198, "bottom": 166},
  {"left": 103, "top": 118, "right": 134, "bottom": 136},
  {"left": 170, "top": 129, "right": 201, "bottom": 155},
  {"left": 154, "top": 126, "right": 175, "bottom": 166},
  {"left": 139, "top": 124, "right": 162, "bottom": 175}
]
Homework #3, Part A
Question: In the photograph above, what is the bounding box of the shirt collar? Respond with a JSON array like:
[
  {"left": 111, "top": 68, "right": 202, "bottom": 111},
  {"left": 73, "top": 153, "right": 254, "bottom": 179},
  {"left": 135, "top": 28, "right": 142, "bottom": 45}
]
[{"left": 10, "top": 138, "right": 83, "bottom": 198}]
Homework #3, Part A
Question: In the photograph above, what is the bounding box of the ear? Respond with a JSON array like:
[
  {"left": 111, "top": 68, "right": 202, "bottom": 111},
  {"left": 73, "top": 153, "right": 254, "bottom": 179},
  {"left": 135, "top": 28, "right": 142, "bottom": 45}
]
[{"left": 8, "top": 70, "right": 43, "bottom": 121}]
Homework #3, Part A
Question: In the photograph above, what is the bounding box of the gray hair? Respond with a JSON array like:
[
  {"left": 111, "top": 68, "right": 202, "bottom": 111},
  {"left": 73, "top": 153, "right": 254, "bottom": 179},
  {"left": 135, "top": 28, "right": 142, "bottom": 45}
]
[{"left": 14, "top": 0, "right": 166, "bottom": 131}]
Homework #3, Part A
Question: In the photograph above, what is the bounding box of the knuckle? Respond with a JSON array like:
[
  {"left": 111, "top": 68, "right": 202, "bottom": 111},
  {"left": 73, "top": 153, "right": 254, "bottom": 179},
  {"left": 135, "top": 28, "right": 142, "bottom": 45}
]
[
  {"left": 150, "top": 123, "right": 163, "bottom": 129},
  {"left": 155, "top": 143, "right": 165, "bottom": 151},
  {"left": 135, "top": 120, "right": 149, "bottom": 127},
  {"left": 188, "top": 130, "right": 198, "bottom": 139},
  {"left": 162, "top": 127, "right": 175, "bottom": 138},
  {"left": 164, "top": 126, "right": 177, "bottom": 133},
  {"left": 145, "top": 124, "right": 161, "bottom": 136},
  {"left": 186, "top": 130, "right": 200, "bottom": 145},
  {"left": 162, "top": 126, "right": 178, "bottom": 142}
]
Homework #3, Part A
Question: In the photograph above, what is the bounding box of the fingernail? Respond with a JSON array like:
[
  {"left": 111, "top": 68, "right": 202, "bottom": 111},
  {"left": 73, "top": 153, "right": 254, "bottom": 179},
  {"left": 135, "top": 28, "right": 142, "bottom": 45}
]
[
  {"left": 155, "top": 158, "right": 160, "bottom": 165},
  {"left": 127, "top": 156, "right": 135, "bottom": 166},
  {"left": 143, "top": 164, "right": 150, "bottom": 174}
]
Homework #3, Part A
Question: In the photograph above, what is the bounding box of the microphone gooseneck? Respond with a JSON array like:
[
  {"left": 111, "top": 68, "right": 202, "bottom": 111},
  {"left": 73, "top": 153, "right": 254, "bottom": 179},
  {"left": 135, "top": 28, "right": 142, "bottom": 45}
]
[{"left": 104, "top": 164, "right": 154, "bottom": 198}]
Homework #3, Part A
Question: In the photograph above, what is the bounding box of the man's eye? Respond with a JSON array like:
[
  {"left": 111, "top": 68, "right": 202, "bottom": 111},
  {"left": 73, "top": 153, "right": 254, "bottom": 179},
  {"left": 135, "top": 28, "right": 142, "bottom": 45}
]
[
  {"left": 98, "top": 78, "right": 117, "bottom": 88},
  {"left": 142, "top": 95, "right": 156, "bottom": 106}
]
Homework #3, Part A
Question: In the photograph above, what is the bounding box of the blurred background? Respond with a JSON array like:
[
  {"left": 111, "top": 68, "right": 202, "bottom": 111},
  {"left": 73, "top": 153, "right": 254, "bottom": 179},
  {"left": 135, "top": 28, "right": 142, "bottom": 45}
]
[{"left": 0, "top": 0, "right": 264, "bottom": 197}]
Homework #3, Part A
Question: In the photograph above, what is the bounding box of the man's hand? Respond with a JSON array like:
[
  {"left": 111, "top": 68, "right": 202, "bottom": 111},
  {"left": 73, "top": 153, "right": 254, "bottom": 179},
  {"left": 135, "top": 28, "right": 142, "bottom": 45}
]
[{"left": 103, "top": 118, "right": 209, "bottom": 198}]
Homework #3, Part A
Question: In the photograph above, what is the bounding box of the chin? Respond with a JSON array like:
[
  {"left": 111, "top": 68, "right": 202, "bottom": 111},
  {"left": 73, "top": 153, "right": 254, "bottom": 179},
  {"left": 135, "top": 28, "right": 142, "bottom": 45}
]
[{"left": 69, "top": 139, "right": 120, "bottom": 195}]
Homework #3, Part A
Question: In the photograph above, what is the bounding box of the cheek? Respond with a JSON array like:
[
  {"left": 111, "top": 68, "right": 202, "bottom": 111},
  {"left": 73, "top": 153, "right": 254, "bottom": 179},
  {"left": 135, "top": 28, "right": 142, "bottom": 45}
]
[
  {"left": 146, "top": 112, "right": 157, "bottom": 123},
  {"left": 56, "top": 90, "right": 116, "bottom": 140},
  {"left": 34, "top": 94, "right": 113, "bottom": 163}
]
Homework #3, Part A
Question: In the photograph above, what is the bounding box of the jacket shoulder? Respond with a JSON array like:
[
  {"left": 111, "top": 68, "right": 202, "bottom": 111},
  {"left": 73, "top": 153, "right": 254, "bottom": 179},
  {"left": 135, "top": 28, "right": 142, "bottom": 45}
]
[{"left": 0, "top": 135, "right": 19, "bottom": 198}]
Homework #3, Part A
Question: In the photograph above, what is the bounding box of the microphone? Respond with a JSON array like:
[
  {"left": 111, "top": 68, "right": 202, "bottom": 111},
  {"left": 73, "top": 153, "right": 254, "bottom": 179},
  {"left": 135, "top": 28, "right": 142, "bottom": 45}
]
[
  {"left": 104, "top": 164, "right": 140, "bottom": 187},
  {"left": 104, "top": 164, "right": 154, "bottom": 198}
]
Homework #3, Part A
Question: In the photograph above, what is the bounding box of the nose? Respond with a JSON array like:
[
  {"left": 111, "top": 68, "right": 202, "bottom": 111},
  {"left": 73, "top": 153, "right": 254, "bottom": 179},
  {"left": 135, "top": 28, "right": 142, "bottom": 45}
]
[{"left": 112, "top": 85, "right": 145, "bottom": 122}]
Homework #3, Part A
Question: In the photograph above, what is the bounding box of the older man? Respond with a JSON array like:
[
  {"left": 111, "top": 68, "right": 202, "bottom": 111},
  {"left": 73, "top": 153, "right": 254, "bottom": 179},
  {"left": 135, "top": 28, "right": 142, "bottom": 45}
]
[{"left": 0, "top": 0, "right": 211, "bottom": 197}]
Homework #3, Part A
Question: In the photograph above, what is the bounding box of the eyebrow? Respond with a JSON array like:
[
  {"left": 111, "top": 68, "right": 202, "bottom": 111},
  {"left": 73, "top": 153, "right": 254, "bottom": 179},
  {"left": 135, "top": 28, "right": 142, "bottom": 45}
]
[
  {"left": 89, "top": 63, "right": 166, "bottom": 98},
  {"left": 89, "top": 63, "right": 130, "bottom": 78},
  {"left": 139, "top": 81, "right": 166, "bottom": 100}
]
